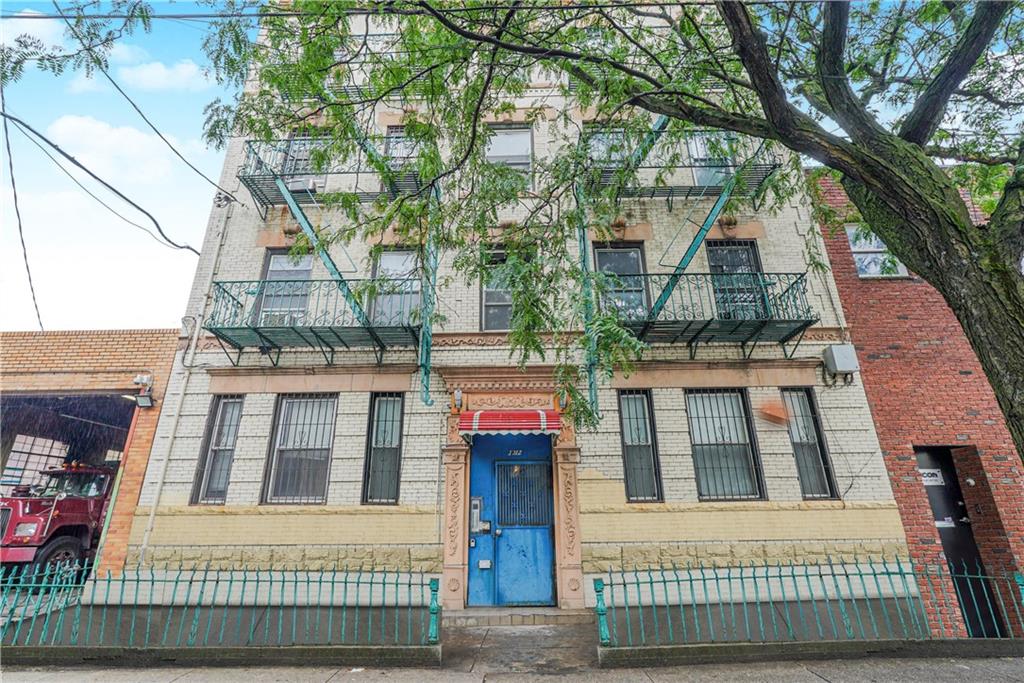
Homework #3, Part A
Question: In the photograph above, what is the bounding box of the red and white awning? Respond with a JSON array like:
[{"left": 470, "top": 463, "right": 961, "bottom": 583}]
[{"left": 458, "top": 409, "right": 561, "bottom": 436}]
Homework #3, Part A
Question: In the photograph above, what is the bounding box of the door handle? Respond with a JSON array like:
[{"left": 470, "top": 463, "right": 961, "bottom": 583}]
[
  {"left": 494, "top": 529, "right": 502, "bottom": 536},
  {"left": 959, "top": 516, "right": 972, "bottom": 524}
]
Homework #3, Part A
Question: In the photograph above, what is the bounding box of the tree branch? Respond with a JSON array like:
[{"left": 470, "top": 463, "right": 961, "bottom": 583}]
[
  {"left": 923, "top": 144, "right": 1016, "bottom": 165},
  {"left": 899, "top": 0, "right": 1011, "bottom": 145},
  {"left": 816, "top": 1, "right": 887, "bottom": 142}
]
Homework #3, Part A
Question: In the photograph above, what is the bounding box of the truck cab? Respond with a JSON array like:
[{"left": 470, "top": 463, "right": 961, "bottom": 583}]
[{"left": 0, "top": 462, "right": 117, "bottom": 569}]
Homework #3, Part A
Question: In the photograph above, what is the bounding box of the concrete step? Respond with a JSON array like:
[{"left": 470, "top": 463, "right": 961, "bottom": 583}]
[{"left": 442, "top": 607, "right": 595, "bottom": 627}]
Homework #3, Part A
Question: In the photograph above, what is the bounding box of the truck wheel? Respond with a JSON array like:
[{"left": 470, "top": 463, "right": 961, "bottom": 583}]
[{"left": 32, "top": 537, "right": 83, "bottom": 575}]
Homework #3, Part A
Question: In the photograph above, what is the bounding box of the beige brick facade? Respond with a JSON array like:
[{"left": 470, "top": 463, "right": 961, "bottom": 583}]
[{"left": 128, "top": 83, "right": 905, "bottom": 607}]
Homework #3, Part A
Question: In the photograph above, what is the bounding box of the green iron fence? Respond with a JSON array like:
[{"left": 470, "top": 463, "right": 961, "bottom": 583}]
[
  {"left": 593, "top": 559, "right": 1024, "bottom": 647},
  {"left": 1, "top": 562, "right": 440, "bottom": 648}
]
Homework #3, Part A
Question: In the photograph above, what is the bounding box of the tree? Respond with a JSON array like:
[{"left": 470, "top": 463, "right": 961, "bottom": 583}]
[{"left": 4, "top": 2, "right": 1023, "bottom": 458}]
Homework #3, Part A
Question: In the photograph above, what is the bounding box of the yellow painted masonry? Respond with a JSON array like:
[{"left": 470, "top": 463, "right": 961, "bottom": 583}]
[{"left": 129, "top": 505, "right": 438, "bottom": 548}]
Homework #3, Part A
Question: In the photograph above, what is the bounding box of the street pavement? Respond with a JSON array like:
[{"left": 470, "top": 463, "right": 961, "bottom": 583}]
[{"left": 5, "top": 624, "right": 1024, "bottom": 681}]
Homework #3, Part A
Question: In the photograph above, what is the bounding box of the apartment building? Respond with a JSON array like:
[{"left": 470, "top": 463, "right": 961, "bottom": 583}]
[
  {"left": 126, "top": 31, "right": 905, "bottom": 610},
  {"left": 817, "top": 176, "right": 1024, "bottom": 637}
]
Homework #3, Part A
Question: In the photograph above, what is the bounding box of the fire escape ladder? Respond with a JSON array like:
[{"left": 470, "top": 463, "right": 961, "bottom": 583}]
[
  {"left": 640, "top": 142, "right": 774, "bottom": 339},
  {"left": 272, "top": 175, "right": 388, "bottom": 359}
]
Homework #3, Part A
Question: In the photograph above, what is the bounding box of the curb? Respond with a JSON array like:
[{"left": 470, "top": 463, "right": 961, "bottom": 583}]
[
  {"left": 597, "top": 638, "right": 1024, "bottom": 667},
  {"left": 2, "top": 645, "right": 442, "bottom": 668}
]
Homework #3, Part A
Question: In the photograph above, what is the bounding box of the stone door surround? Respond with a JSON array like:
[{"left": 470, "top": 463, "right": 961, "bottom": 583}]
[{"left": 438, "top": 366, "right": 585, "bottom": 609}]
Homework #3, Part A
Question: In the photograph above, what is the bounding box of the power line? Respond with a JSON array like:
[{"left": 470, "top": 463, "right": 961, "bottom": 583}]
[
  {"left": 0, "top": 83, "right": 45, "bottom": 331},
  {"left": 52, "top": 1, "right": 242, "bottom": 206},
  {"left": 9, "top": 119, "right": 178, "bottom": 252},
  {"left": 0, "top": 110, "right": 200, "bottom": 255}
]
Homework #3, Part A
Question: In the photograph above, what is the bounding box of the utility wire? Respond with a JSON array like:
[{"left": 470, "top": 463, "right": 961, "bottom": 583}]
[
  {"left": 1, "top": 84, "right": 44, "bottom": 330},
  {"left": 52, "top": 1, "right": 242, "bottom": 206},
  {"left": 0, "top": 110, "right": 200, "bottom": 255},
  {"left": 10, "top": 119, "right": 178, "bottom": 252}
]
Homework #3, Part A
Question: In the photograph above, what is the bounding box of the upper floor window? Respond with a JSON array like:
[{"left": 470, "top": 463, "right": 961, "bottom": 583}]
[
  {"left": 486, "top": 126, "right": 532, "bottom": 173},
  {"left": 685, "top": 389, "right": 764, "bottom": 501},
  {"left": 362, "top": 393, "right": 405, "bottom": 504},
  {"left": 706, "top": 240, "right": 769, "bottom": 320},
  {"left": 385, "top": 125, "right": 419, "bottom": 165},
  {"left": 192, "top": 395, "right": 244, "bottom": 505},
  {"left": 257, "top": 250, "right": 313, "bottom": 326},
  {"left": 372, "top": 250, "right": 420, "bottom": 326},
  {"left": 845, "top": 226, "right": 908, "bottom": 278},
  {"left": 264, "top": 394, "right": 337, "bottom": 505},
  {"left": 781, "top": 388, "right": 838, "bottom": 500},
  {"left": 688, "top": 132, "right": 734, "bottom": 186},
  {"left": 595, "top": 245, "right": 648, "bottom": 320},
  {"left": 482, "top": 249, "right": 513, "bottom": 331},
  {"left": 585, "top": 125, "right": 627, "bottom": 166},
  {"left": 617, "top": 390, "right": 662, "bottom": 502}
]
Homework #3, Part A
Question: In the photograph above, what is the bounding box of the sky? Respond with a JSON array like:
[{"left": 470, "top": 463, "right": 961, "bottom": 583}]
[{"left": 1, "top": 2, "right": 237, "bottom": 331}]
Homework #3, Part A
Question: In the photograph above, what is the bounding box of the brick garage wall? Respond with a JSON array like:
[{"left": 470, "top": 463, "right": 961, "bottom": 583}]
[
  {"left": 815, "top": 177, "right": 1024, "bottom": 582},
  {"left": 0, "top": 329, "right": 180, "bottom": 572}
]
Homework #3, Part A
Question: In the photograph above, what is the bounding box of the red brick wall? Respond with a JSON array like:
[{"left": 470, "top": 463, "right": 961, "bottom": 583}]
[
  {"left": 815, "top": 178, "right": 1024, "bottom": 586},
  {"left": 1, "top": 329, "right": 181, "bottom": 573}
]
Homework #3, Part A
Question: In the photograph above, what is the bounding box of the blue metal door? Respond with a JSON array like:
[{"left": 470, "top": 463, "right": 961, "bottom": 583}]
[{"left": 467, "top": 434, "right": 555, "bottom": 606}]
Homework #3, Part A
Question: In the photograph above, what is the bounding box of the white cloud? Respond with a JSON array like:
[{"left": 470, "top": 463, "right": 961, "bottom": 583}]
[
  {"left": 68, "top": 73, "right": 108, "bottom": 94},
  {"left": 0, "top": 10, "right": 65, "bottom": 48},
  {"left": 109, "top": 43, "right": 150, "bottom": 65},
  {"left": 46, "top": 115, "right": 214, "bottom": 186},
  {"left": 116, "top": 59, "right": 213, "bottom": 92}
]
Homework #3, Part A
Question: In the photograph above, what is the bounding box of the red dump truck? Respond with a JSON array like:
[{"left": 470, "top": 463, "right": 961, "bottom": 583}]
[{"left": 0, "top": 462, "right": 118, "bottom": 568}]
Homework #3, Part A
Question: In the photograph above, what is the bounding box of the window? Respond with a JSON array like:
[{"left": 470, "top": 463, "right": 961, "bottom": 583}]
[
  {"left": 482, "top": 249, "right": 513, "bottom": 331},
  {"left": 845, "top": 226, "right": 908, "bottom": 278},
  {"left": 595, "top": 245, "right": 648, "bottom": 320},
  {"left": 0, "top": 436, "right": 68, "bottom": 494},
  {"left": 685, "top": 389, "right": 763, "bottom": 500},
  {"left": 706, "top": 240, "right": 769, "bottom": 320},
  {"left": 372, "top": 250, "right": 420, "bottom": 326},
  {"left": 362, "top": 393, "right": 404, "bottom": 504},
  {"left": 191, "top": 396, "right": 244, "bottom": 504},
  {"left": 485, "top": 126, "right": 532, "bottom": 173},
  {"left": 257, "top": 250, "right": 313, "bottom": 326},
  {"left": 282, "top": 132, "right": 327, "bottom": 192},
  {"left": 617, "top": 390, "right": 662, "bottom": 502},
  {"left": 586, "top": 125, "right": 627, "bottom": 166},
  {"left": 688, "top": 132, "right": 734, "bottom": 186},
  {"left": 385, "top": 125, "right": 419, "bottom": 165},
  {"left": 781, "top": 389, "right": 837, "bottom": 499},
  {"left": 264, "top": 394, "right": 337, "bottom": 504}
]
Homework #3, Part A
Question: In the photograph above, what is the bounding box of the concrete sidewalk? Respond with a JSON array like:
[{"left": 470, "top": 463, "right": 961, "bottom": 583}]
[
  {"left": 5, "top": 657, "right": 1024, "bottom": 682},
  {"left": 4, "top": 624, "right": 1024, "bottom": 681}
]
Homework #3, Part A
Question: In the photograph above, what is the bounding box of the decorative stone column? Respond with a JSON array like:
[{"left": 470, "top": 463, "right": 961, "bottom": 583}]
[
  {"left": 553, "top": 445, "right": 585, "bottom": 608},
  {"left": 441, "top": 443, "right": 470, "bottom": 610}
]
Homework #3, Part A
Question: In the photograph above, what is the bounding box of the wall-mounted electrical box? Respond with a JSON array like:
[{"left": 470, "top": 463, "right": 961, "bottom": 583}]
[{"left": 824, "top": 344, "right": 860, "bottom": 375}]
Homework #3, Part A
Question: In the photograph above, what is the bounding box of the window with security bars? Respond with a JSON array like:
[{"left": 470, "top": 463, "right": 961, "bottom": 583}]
[
  {"left": 706, "top": 240, "right": 769, "bottom": 320},
  {"left": 264, "top": 394, "right": 337, "bottom": 504},
  {"left": 685, "top": 389, "right": 764, "bottom": 500},
  {"left": 617, "top": 390, "right": 662, "bottom": 502},
  {"left": 362, "top": 393, "right": 404, "bottom": 504},
  {"left": 782, "top": 388, "right": 838, "bottom": 499},
  {"left": 191, "top": 395, "right": 244, "bottom": 504}
]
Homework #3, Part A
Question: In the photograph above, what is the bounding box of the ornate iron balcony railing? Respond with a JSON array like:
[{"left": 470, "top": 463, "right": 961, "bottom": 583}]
[
  {"left": 205, "top": 279, "right": 422, "bottom": 362},
  {"left": 596, "top": 272, "right": 817, "bottom": 349}
]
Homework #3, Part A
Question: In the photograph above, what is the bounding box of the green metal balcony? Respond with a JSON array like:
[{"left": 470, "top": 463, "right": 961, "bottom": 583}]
[
  {"left": 237, "top": 139, "right": 421, "bottom": 210},
  {"left": 599, "top": 272, "right": 818, "bottom": 356},
  {"left": 205, "top": 279, "right": 421, "bottom": 364}
]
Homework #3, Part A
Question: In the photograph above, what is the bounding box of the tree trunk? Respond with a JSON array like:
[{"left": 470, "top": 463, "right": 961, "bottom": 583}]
[{"left": 843, "top": 174, "right": 1024, "bottom": 463}]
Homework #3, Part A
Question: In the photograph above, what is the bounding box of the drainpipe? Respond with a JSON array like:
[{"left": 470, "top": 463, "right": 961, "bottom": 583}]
[{"left": 138, "top": 200, "right": 234, "bottom": 564}]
